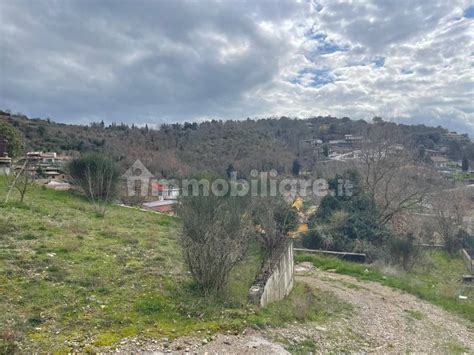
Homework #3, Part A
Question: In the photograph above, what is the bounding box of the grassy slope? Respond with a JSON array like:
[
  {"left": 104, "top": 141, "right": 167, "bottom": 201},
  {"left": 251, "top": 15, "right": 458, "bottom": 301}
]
[
  {"left": 295, "top": 252, "right": 474, "bottom": 324},
  {"left": 0, "top": 179, "right": 184, "bottom": 351},
  {"left": 0, "top": 178, "right": 348, "bottom": 352}
]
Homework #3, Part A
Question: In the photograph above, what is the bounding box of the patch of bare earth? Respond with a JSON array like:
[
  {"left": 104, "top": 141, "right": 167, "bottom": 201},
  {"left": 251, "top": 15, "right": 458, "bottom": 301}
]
[
  {"left": 105, "top": 263, "right": 473, "bottom": 354},
  {"left": 102, "top": 330, "right": 289, "bottom": 354},
  {"left": 271, "top": 263, "right": 473, "bottom": 353}
]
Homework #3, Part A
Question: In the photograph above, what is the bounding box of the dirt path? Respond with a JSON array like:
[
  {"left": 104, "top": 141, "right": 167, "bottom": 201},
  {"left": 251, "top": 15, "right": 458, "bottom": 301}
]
[
  {"left": 276, "top": 263, "right": 473, "bottom": 353},
  {"left": 106, "top": 263, "right": 473, "bottom": 354}
]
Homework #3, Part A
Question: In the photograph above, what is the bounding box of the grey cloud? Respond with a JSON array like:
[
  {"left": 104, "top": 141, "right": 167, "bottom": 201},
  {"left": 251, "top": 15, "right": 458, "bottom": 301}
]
[
  {"left": 0, "top": 0, "right": 472, "bottom": 135},
  {"left": 1, "top": 0, "right": 305, "bottom": 122}
]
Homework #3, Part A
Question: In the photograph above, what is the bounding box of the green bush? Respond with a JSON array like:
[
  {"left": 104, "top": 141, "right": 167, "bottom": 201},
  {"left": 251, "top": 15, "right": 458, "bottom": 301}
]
[
  {"left": 178, "top": 193, "right": 250, "bottom": 294},
  {"left": 0, "top": 119, "right": 24, "bottom": 158},
  {"left": 387, "top": 234, "right": 420, "bottom": 271},
  {"left": 251, "top": 195, "right": 298, "bottom": 261},
  {"left": 67, "top": 154, "right": 119, "bottom": 201},
  {"left": 67, "top": 154, "right": 119, "bottom": 216}
]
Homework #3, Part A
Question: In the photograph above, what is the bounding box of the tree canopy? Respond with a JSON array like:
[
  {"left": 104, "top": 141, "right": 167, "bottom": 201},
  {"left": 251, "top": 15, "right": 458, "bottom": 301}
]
[{"left": 0, "top": 119, "right": 24, "bottom": 158}]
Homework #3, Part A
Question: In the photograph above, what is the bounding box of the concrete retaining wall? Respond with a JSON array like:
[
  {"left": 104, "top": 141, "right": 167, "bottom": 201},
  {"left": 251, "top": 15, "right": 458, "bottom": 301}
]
[
  {"left": 248, "top": 241, "right": 294, "bottom": 307},
  {"left": 462, "top": 248, "right": 473, "bottom": 274}
]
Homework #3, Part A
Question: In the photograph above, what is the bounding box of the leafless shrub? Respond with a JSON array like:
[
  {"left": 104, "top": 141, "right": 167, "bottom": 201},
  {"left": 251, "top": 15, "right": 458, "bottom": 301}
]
[
  {"left": 4, "top": 158, "right": 35, "bottom": 203},
  {"left": 177, "top": 194, "right": 250, "bottom": 294},
  {"left": 430, "top": 189, "right": 471, "bottom": 254},
  {"left": 67, "top": 154, "right": 119, "bottom": 217}
]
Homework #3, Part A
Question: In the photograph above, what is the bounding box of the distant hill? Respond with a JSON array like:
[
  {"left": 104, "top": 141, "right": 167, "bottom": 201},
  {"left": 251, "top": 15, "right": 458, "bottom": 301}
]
[{"left": 1, "top": 111, "right": 472, "bottom": 178}]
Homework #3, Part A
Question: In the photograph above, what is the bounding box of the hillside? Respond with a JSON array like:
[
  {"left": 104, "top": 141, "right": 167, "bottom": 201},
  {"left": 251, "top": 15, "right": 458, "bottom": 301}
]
[
  {"left": 2, "top": 111, "right": 472, "bottom": 178},
  {"left": 0, "top": 178, "right": 348, "bottom": 352},
  {"left": 0, "top": 178, "right": 183, "bottom": 351},
  {"left": 1, "top": 178, "right": 473, "bottom": 352}
]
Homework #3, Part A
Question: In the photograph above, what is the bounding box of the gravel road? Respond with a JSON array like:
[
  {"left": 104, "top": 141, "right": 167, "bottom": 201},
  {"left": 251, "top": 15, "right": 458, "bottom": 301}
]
[{"left": 106, "top": 263, "right": 473, "bottom": 354}]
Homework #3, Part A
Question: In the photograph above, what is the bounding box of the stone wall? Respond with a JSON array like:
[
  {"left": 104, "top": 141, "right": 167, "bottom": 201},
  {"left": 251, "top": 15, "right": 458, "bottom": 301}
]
[{"left": 248, "top": 241, "right": 294, "bottom": 307}]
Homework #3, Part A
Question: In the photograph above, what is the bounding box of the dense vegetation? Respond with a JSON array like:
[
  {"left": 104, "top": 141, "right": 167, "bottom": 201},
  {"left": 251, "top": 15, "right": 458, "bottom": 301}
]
[
  {"left": 0, "top": 119, "right": 23, "bottom": 158},
  {"left": 302, "top": 172, "right": 392, "bottom": 259},
  {"left": 2, "top": 111, "right": 472, "bottom": 178}
]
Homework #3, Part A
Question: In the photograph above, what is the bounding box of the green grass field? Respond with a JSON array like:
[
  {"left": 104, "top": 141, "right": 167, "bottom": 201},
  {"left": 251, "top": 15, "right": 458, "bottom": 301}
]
[
  {"left": 0, "top": 178, "right": 348, "bottom": 353},
  {"left": 295, "top": 252, "right": 474, "bottom": 324},
  {"left": 3, "top": 176, "right": 471, "bottom": 353}
]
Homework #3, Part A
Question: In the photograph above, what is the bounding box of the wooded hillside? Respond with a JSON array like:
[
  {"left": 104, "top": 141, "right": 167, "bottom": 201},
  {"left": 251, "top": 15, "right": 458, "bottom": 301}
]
[{"left": 1, "top": 111, "right": 472, "bottom": 178}]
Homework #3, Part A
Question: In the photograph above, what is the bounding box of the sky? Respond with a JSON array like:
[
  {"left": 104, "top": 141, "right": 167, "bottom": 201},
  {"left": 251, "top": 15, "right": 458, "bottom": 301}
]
[{"left": 1, "top": 0, "right": 473, "bottom": 135}]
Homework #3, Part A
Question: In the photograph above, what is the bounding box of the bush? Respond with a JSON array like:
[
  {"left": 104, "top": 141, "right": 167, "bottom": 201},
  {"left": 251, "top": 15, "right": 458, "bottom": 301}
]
[
  {"left": 251, "top": 196, "right": 298, "bottom": 262},
  {"left": 301, "top": 229, "right": 333, "bottom": 250},
  {"left": 387, "top": 233, "right": 420, "bottom": 271},
  {"left": 301, "top": 229, "right": 323, "bottom": 249},
  {"left": 67, "top": 154, "right": 119, "bottom": 216},
  {"left": 449, "top": 229, "right": 468, "bottom": 255},
  {"left": 177, "top": 193, "right": 250, "bottom": 294},
  {"left": 0, "top": 119, "right": 23, "bottom": 158}
]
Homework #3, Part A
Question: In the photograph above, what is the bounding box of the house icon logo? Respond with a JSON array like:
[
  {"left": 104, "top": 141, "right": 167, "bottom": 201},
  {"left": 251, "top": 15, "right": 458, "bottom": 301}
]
[{"left": 122, "top": 160, "right": 154, "bottom": 196}]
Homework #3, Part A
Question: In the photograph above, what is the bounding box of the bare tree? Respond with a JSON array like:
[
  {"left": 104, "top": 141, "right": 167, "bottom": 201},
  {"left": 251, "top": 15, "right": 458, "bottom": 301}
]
[
  {"left": 5, "top": 158, "right": 35, "bottom": 203},
  {"left": 86, "top": 163, "right": 116, "bottom": 216},
  {"left": 430, "top": 189, "right": 471, "bottom": 254},
  {"left": 354, "top": 124, "right": 435, "bottom": 226}
]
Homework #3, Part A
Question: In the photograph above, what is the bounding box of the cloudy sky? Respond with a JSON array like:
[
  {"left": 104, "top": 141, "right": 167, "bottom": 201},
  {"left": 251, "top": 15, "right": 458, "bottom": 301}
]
[{"left": 1, "top": 0, "right": 473, "bottom": 135}]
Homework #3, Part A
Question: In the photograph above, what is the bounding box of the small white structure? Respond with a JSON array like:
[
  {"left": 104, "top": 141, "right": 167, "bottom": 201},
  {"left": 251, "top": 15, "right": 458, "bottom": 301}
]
[
  {"left": 162, "top": 187, "right": 180, "bottom": 200},
  {"left": 0, "top": 154, "right": 11, "bottom": 175},
  {"left": 344, "top": 134, "right": 363, "bottom": 143}
]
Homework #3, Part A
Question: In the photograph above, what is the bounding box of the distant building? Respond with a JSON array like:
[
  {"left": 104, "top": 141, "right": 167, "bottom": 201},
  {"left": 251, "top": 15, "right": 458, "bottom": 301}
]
[
  {"left": 26, "top": 152, "right": 43, "bottom": 165},
  {"left": 330, "top": 150, "right": 362, "bottom": 161},
  {"left": 26, "top": 151, "right": 64, "bottom": 165},
  {"left": 444, "top": 132, "right": 469, "bottom": 141},
  {"left": 299, "top": 138, "right": 324, "bottom": 157},
  {"left": 142, "top": 200, "right": 177, "bottom": 213},
  {"left": 425, "top": 149, "right": 445, "bottom": 158},
  {"left": 44, "top": 166, "right": 67, "bottom": 181},
  {"left": 0, "top": 135, "right": 12, "bottom": 175},
  {"left": 431, "top": 156, "right": 449, "bottom": 169},
  {"left": 299, "top": 139, "right": 323, "bottom": 150},
  {"left": 0, "top": 154, "right": 12, "bottom": 175},
  {"left": 344, "top": 134, "right": 363, "bottom": 143},
  {"left": 17, "top": 151, "right": 69, "bottom": 181},
  {"left": 151, "top": 182, "right": 180, "bottom": 199},
  {"left": 0, "top": 136, "right": 8, "bottom": 156},
  {"left": 299, "top": 138, "right": 323, "bottom": 150},
  {"left": 41, "top": 152, "right": 58, "bottom": 164}
]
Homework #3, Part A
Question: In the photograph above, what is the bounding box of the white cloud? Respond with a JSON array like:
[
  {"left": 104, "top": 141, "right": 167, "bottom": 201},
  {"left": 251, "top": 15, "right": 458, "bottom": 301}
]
[{"left": 0, "top": 0, "right": 472, "bottom": 135}]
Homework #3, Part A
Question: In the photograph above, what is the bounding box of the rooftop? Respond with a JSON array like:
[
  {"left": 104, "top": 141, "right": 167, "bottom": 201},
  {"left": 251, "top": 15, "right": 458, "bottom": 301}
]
[{"left": 143, "top": 200, "right": 177, "bottom": 208}]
